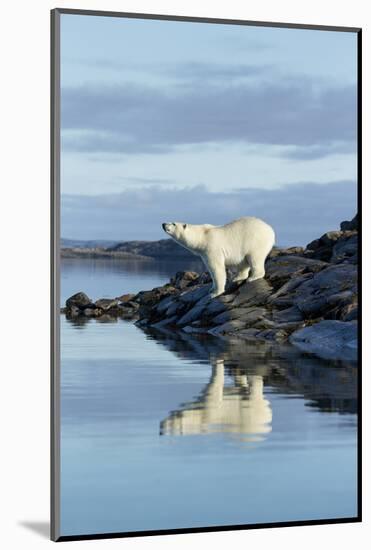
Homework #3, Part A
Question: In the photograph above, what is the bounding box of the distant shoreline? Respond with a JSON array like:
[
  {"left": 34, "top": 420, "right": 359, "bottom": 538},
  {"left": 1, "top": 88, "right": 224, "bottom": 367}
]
[
  {"left": 61, "top": 247, "right": 152, "bottom": 260},
  {"left": 61, "top": 238, "right": 196, "bottom": 261}
]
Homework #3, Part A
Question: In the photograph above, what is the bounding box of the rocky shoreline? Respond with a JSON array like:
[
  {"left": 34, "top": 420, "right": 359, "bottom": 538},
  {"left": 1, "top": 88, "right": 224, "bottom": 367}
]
[{"left": 61, "top": 216, "right": 358, "bottom": 361}]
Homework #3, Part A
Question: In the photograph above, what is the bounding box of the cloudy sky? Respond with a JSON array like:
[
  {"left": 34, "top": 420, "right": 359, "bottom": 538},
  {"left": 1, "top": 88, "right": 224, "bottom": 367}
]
[{"left": 60, "top": 14, "right": 358, "bottom": 246}]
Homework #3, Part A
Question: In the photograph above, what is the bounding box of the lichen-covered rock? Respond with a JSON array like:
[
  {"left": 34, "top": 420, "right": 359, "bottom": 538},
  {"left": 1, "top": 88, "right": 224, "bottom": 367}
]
[
  {"left": 170, "top": 271, "right": 200, "bottom": 290},
  {"left": 95, "top": 298, "right": 118, "bottom": 311},
  {"left": 116, "top": 293, "right": 135, "bottom": 303}
]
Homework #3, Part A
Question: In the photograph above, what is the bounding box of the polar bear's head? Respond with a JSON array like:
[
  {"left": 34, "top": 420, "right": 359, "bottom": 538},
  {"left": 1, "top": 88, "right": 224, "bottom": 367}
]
[
  {"left": 162, "top": 221, "right": 206, "bottom": 254},
  {"left": 162, "top": 222, "right": 187, "bottom": 241}
]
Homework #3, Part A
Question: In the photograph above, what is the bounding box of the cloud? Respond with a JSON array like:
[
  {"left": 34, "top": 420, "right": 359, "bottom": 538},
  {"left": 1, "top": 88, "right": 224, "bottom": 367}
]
[
  {"left": 61, "top": 72, "right": 357, "bottom": 157},
  {"left": 280, "top": 141, "right": 357, "bottom": 161},
  {"left": 61, "top": 180, "right": 357, "bottom": 246}
]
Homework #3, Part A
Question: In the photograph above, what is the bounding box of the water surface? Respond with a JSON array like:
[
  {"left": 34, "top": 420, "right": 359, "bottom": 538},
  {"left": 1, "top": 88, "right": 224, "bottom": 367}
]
[{"left": 60, "top": 258, "right": 358, "bottom": 536}]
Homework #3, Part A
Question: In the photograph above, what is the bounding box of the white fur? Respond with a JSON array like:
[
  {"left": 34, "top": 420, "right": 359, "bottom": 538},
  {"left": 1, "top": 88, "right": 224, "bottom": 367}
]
[{"left": 162, "top": 216, "right": 275, "bottom": 298}]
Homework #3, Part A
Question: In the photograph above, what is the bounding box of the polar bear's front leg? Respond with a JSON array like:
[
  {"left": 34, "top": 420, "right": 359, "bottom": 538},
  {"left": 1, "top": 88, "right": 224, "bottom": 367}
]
[{"left": 204, "top": 256, "right": 226, "bottom": 298}]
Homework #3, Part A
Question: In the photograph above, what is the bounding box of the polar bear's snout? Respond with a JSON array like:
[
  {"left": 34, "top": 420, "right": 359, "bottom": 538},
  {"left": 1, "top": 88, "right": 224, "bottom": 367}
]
[{"left": 162, "top": 222, "right": 173, "bottom": 234}]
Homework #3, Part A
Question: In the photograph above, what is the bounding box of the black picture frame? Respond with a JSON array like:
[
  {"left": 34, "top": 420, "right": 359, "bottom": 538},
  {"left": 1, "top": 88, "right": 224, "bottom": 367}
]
[{"left": 51, "top": 7, "right": 362, "bottom": 542}]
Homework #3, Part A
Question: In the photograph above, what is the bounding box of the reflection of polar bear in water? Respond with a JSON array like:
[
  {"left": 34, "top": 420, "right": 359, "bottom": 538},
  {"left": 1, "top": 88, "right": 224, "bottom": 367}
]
[
  {"left": 160, "top": 359, "right": 272, "bottom": 442},
  {"left": 162, "top": 217, "right": 275, "bottom": 298}
]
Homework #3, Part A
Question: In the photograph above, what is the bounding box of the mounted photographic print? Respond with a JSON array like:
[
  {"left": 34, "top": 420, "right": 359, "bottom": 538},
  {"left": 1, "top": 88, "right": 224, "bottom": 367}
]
[{"left": 51, "top": 8, "right": 361, "bottom": 542}]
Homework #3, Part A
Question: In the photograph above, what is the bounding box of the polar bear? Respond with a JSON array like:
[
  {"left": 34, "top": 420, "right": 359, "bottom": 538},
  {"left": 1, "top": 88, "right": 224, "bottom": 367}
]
[
  {"left": 160, "top": 358, "right": 272, "bottom": 440},
  {"left": 162, "top": 216, "right": 275, "bottom": 298}
]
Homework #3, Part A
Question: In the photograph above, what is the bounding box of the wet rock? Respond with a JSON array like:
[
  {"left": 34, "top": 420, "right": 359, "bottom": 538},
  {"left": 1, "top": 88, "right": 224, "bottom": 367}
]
[
  {"left": 66, "top": 305, "right": 80, "bottom": 318},
  {"left": 66, "top": 292, "right": 91, "bottom": 309},
  {"left": 135, "top": 285, "right": 178, "bottom": 307},
  {"left": 290, "top": 320, "right": 357, "bottom": 360},
  {"left": 156, "top": 295, "right": 177, "bottom": 314},
  {"left": 151, "top": 315, "right": 178, "bottom": 328},
  {"left": 96, "top": 314, "right": 118, "bottom": 323},
  {"left": 83, "top": 308, "right": 100, "bottom": 317},
  {"left": 255, "top": 328, "right": 288, "bottom": 342},
  {"left": 235, "top": 328, "right": 260, "bottom": 339},
  {"left": 208, "top": 319, "right": 247, "bottom": 335},
  {"left": 176, "top": 301, "right": 209, "bottom": 326}
]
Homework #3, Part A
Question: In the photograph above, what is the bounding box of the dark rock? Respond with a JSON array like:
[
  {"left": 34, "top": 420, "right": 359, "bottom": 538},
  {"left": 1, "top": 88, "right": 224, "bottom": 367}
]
[
  {"left": 214, "top": 306, "right": 268, "bottom": 326},
  {"left": 95, "top": 298, "right": 118, "bottom": 311},
  {"left": 179, "top": 284, "right": 212, "bottom": 304},
  {"left": 340, "top": 213, "right": 358, "bottom": 231},
  {"left": 338, "top": 300, "right": 358, "bottom": 322},
  {"left": 202, "top": 299, "right": 226, "bottom": 316},
  {"left": 269, "top": 246, "right": 305, "bottom": 257},
  {"left": 255, "top": 328, "right": 288, "bottom": 342},
  {"left": 232, "top": 279, "right": 273, "bottom": 307},
  {"left": 235, "top": 328, "right": 260, "bottom": 339},
  {"left": 290, "top": 320, "right": 357, "bottom": 360},
  {"left": 66, "top": 292, "right": 91, "bottom": 309},
  {"left": 208, "top": 319, "right": 247, "bottom": 335},
  {"left": 96, "top": 314, "right": 118, "bottom": 323},
  {"left": 166, "top": 300, "right": 185, "bottom": 317},
  {"left": 176, "top": 295, "right": 210, "bottom": 325},
  {"left": 293, "top": 263, "right": 357, "bottom": 318},
  {"left": 156, "top": 295, "right": 177, "bottom": 314},
  {"left": 265, "top": 255, "right": 327, "bottom": 288},
  {"left": 305, "top": 230, "right": 357, "bottom": 262},
  {"left": 83, "top": 308, "right": 100, "bottom": 317},
  {"left": 151, "top": 315, "right": 178, "bottom": 328},
  {"left": 135, "top": 285, "right": 178, "bottom": 307},
  {"left": 331, "top": 233, "right": 357, "bottom": 264},
  {"left": 272, "top": 306, "right": 303, "bottom": 323},
  {"left": 120, "top": 300, "right": 139, "bottom": 309},
  {"left": 170, "top": 271, "right": 200, "bottom": 290},
  {"left": 65, "top": 305, "right": 80, "bottom": 318}
]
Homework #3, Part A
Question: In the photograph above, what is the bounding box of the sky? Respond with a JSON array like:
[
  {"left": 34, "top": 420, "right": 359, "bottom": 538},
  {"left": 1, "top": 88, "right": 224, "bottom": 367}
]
[{"left": 60, "top": 14, "right": 358, "bottom": 246}]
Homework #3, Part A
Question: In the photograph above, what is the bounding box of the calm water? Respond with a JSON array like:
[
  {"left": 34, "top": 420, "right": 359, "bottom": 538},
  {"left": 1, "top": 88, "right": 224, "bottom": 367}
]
[{"left": 60, "top": 258, "right": 358, "bottom": 537}]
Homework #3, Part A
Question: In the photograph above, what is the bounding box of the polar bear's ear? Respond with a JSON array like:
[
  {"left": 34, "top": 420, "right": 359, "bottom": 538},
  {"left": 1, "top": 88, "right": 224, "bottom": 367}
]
[{"left": 183, "top": 223, "right": 187, "bottom": 229}]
